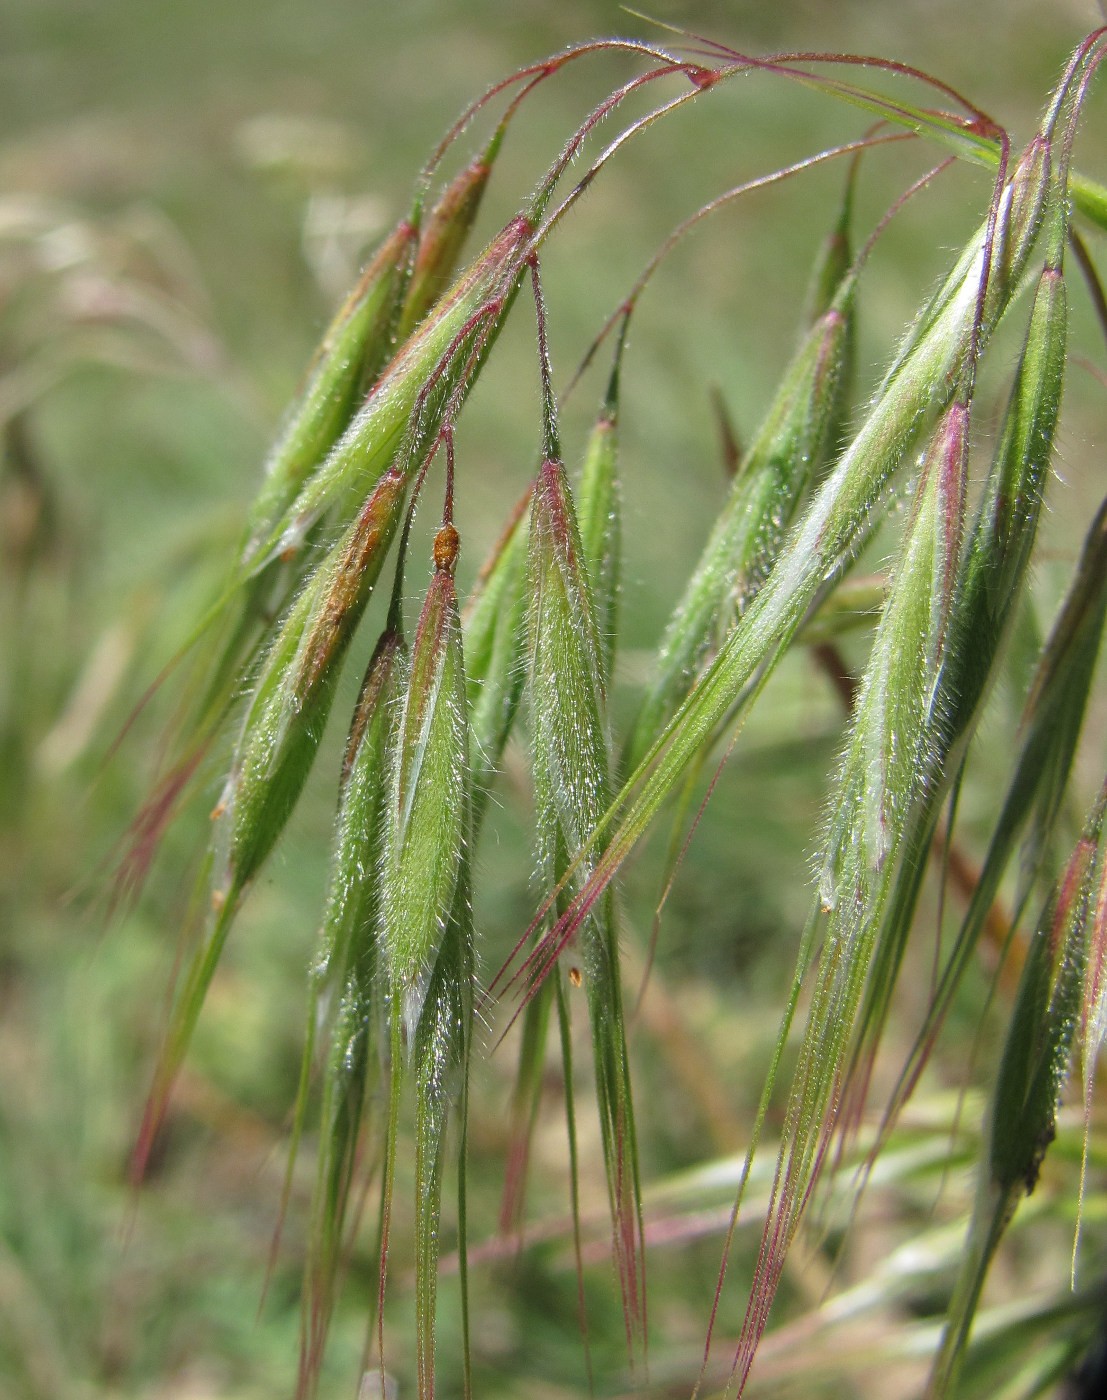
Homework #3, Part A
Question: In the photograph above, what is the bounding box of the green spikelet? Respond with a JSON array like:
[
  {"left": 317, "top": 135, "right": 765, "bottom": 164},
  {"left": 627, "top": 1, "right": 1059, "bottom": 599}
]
[
  {"left": 731, "top": 396, "right": 971, "bottom": 1391},
  {"left": 526, "top": 454, "right": 645, "bottom": 1352},
  {"left": 625, "top": 272, "right": 854, "bottom": 769},
  {"left": 462, "top": 490, "right": 531, "bottom": 833},
  {"left": 295, "top": 625, "right": 405, "bottom": 1400},
  {"left": 397, "top": 139, "right": 498, "bottom": 341},
  {"left": 383, "top": 522, "right": 470, "bottom": 1044},
  {"left": 376, "top": 523, "right": 473, "bottom": 1400},
  {"left": 132, "top": 468, "right": 409, "bottom": 1176},
  {"left": 250, "top": 216, "right": 533, "bottom": 570},
  {"left": 412, "top": 864, "right": 474, "bottom": 1400},
  {"left": 244, "top": 219, "right": 419, "bottom": 564},
  {"left": 575, "top": 370, "right": 622, "bottom": 686},
  {"left": 925, "top": 795, "right": 1101, "bottom": 1398},
  {"left": 843, "top": 187, "right": 1072, "bottom": 1114}
]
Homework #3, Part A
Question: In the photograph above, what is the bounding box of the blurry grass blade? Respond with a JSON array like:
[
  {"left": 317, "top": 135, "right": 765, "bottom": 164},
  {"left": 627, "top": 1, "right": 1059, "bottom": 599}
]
[
  {"left": 626, "top": 272, "right": 854, "bottom": 769},
  {"left": 251, "top": 216, "right": 532, "bottom": 568},
  {"left": 244, "top": 219, "right": 418, "bottom": 562},
  {"left": 397, "top": 139, "right": 498, "bottom": 341},
  {"left": 575, "top": 373, "right": 622, "bottom": 685},
  {"left": 925, "top": 809, "right": 1098, "bottom": 1398},
  {"left": 383, "top": 524, "right": 470, "bottom": 1044},
  {"left": 462, "top": 489, "right": 531, "bottom": 835},
  {"left": 526, "top": 455, "right": 645, "bottom": 1351}
]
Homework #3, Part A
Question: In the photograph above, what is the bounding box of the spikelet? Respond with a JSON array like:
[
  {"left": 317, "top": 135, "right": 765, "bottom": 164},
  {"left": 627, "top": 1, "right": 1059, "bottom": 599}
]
[
  {"left": 841, "top": 182, "right": 1073, "bottom": 1124},
  {"left": 575, "top": 373, "right": 622, "bottom": 686},
  {"left": 397, "top": 140, "right": 497, "bottom": 341},
  {"left": 243, "top": 219, "right": 418, "bottom": 564},
  {"left": 290, "top": 625, "right": 405, "bottom": 1400},
  {"left": 377, "top": 522, "right": 473, "bottom": 1400},
  {"left": 132, "top": 469, "right": 409, "bottom": 1177},
  {"left": 250, "top": 216, "right": 533, "bottom": 569},
  {"left": 382, "top": 521, "right": 470, "bottom": 1044},
  {"left": 925, "top": 788, "right": 1102, "bottom": 1399},
  {"left": 728, "top": 394, "right": 971, "bottom": 1394},
  {"left": 625, "top": 268, "right": 854, "bottom": 769},
  {"left": 526, "top": 453, "right": 645, "bottom": 1351},
  {"left": 820, "top": 399, "right": 969, "bottom": 903},
  {"left": 462, "top": 490, "right": 531, "bottom": 832},
  {"left": 411, "top": 864, "right": 474, "bottom": 1400}
]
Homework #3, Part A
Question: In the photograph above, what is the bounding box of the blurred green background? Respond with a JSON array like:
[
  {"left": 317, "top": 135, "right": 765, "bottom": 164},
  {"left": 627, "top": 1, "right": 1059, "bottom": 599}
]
[{"left": 3, "top": 2, "right": 1107, "bottom": 1397}]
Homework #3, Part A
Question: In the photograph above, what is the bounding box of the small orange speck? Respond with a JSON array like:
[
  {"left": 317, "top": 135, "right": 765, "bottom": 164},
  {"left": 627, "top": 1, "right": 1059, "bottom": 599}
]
[
  {"left": 433, "top": 522, "right": 460, "bottom": 573},
  {"left": 568, "top": 966, "right": 582, "bottom": 988},
  {"left": 211, "top": 889, "right": 226, "bottom": 913},
  {"left": 210, "top": 800, "right": 226, "bottom": 821}
]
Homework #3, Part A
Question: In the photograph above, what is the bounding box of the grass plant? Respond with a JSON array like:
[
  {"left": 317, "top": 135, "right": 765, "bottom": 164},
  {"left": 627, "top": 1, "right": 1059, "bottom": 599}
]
[{"left": 12, "top": 12, "right": 1107, "bottom": 1400}]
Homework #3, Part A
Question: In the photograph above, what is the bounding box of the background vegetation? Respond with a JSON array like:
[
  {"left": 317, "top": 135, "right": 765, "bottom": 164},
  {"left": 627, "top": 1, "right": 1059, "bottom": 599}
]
[{"left": 4, "top": 1, "right": 1107, "bottom": 1396}]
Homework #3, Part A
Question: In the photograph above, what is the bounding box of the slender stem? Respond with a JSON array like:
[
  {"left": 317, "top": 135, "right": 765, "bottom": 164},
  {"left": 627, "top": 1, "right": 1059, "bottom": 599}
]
[
  {"left": 530, "top": 257, "right": 560, "bottom": 462},
  {"left": 563, "top": 131, "right": 919, "bottom": 402}
]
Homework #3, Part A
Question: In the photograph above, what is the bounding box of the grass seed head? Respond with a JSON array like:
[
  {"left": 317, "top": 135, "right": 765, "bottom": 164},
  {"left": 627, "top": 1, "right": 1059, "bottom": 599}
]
[
  {"left": 990, "top": 809, "right": 1096, "bottom": 1198},
  {"left": 526, "top": 455, "right": 645, "bottom": 1348},
  {"left": 243, "top": 219, "right": 418, "bottom": 565},
  {"left": 575, "top": 401, "right": 621, "bottom": 687},
  {"left": 627, "top": 278, "right": 854, "bottom": 769},
  {"left": 462, "top": 489, "right": 531, "bottom": 832},
  {"left": 938, "top": 252, "right": 1067, "bottom": 749},
  {"left": 821, "top": 398, "right": 968, "bottom": 905},
  {"left": 411, "top": 868, "right": 474, "bottom": 1400},
  {"left": 528, "top": 456, "right": 609, "bottom": 869},
  {"left": 383, "top": 526, "right": 470, "bottom": 1045},
  {"left": 296, "top": 625, "right": 406, "bottom": 1400},
  {"left": 398, "top": 151, "right": 495, "bottom": 341},
  {"left": 217, "top": 465, "right": 410, "bottom": 901},
  {"left": 255, "top": 216, "right": 532, "bottom": 567}
]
